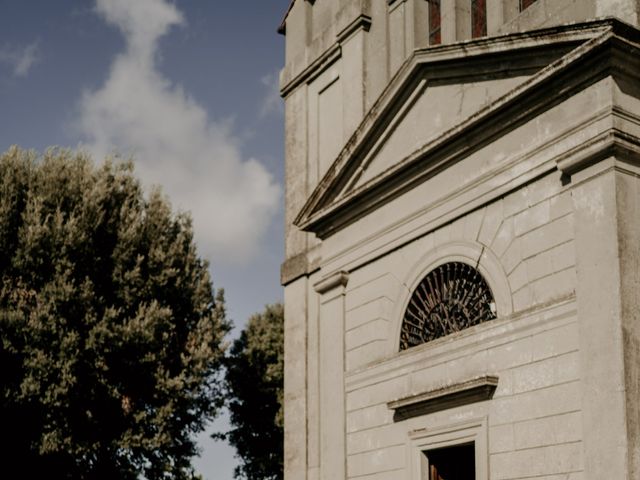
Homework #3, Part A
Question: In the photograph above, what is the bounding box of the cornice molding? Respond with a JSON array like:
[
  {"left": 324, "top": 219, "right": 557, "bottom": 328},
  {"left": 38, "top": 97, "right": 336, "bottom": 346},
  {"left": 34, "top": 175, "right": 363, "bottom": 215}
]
[
  {"left": 280, "top": 43, "right": 342, "bottom": 97},
  {"left": 387, "top": 0, "right": 408, "bottom": 12},
  {"left": 336, "top": 14, "right": 372, "bottom": 44},
  {"left": 388, "top": 375, "right": 499, "bottom": 421},
  {"left": 281, "top": 249, "right": 321, "bottom": 286},
  {"left": 556, "top": 125, "right": 640, "bottom": 177}
]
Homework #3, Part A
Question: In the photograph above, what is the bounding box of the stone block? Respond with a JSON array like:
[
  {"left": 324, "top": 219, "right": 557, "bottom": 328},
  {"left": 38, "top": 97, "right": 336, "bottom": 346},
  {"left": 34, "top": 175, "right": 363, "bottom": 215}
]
[
  {"left": 407, "top": 364, "right": 450, "bottom": 397},
  {"left": 346, "top": 341, "right": 389, "bottom": 371},
  {"left": 346, "top": 273, "right": 394, "bottom": 312},
  {"left": 525, "top": 248, "right": 554, "bottom": 283},
  {"left": 514, "top": 199, "right": 551, "bottom": 237},
  {"left": 521, "top": 214, "right": 574, "bottom": 260},
  {"left": 347, "top": 445, "right": 405, "bottom": 478},
  {"left": 550, "top": 190, "right": 573, "bottom": 220},
  {"left": 463, "top": 207, "right": 485, "bottom": 242},
  {"left": 491, "top": 217, "right": 514, "bottom": 258},
  {"left": 511, "top": 351, "right": 580, "bottom": 394},
  {"left": 346, "top": 318, "right": 390, "bottom": 351},
  {"left": 490, "top": 441, "right": 582, "bottom": 479},
  {"left": 347, "top": 403, "right": 393, "bottom": 433},
  {"left": 513, "top": 285, "right": 533, "bottom": 312},
  {"left": 501, "top": 237, "right": 523, "bottom": 275},
  {"left": 347, "top": 375, "right": 408, "bottom": 412},
  {"left": 489, "top": 423, "right": 515, "bottom": 453},
  {"left": 347, "top": 424, "right": 406, "bottom": 455},
  {"left": 490, "top": 381, "right": 581, "bottom": 426},
  {"left": 346, "top": 466, "right": 405, "bottom": 480},
  {"left": 444, "top": 349, "right": 490, "bottom": 383},
  {"left": 449, "top": 215, "right": 466, "bottom": 241},
  {"left": 526, "top": 172, "right": 564, "bottom": 206},
  {"left": 525, "top": 240, "right": 575, "bottom": 281},
  {"left": 493, "top": 369, "right": 514, "bottom": 397},
  {"left": 531, "top": 320, "right": 579, "bottom": 362},
  {"left": 346, "top": 297, "right": 392, "bottom": 331},
  {"left": 508, "top": 261, "right": 528, "bottom": 294},
  {"left": 513, "top": 411, "right": 582, "bottom": 450},
  {"left": 504, "top": 185, "right": 531, "bottom": 218},
  {"left": 486, "top": 336, "right": 533, "bottom": 372},
  {"left": 530, "top": 266, "right": 576, "bottom": 305},
  {"left": 551, "top": 240, "right": 575, "bottom": 273},
  {"left": 478, "top": 199, "right": 504, "bottom": 247}
]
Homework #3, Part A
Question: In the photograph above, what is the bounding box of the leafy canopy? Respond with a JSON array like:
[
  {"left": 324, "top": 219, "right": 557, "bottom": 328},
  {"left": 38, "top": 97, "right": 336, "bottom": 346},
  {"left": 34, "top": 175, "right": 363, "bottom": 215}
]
[
  {"left": 0, "top": 147, "right": 230, "bottom": 479},
  {"left": 223, "top": 303, "right": 284, "bottom": 480}
]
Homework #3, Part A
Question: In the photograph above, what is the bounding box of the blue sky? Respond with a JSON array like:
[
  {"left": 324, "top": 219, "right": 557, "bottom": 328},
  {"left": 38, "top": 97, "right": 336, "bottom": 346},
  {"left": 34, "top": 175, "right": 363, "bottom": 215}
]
[{"left": 0, "top": 0, "right": 287, "bottom": 478}]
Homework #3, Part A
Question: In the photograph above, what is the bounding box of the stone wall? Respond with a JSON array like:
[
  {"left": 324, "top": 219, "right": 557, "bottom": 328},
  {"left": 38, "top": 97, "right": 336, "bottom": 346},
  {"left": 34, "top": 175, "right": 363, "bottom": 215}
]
[
  {"left": 280, "top": 2, "right": 640, "bottom": 479},
  {"left": 341, "top": 171, "right": 580, "bottom": 479}
]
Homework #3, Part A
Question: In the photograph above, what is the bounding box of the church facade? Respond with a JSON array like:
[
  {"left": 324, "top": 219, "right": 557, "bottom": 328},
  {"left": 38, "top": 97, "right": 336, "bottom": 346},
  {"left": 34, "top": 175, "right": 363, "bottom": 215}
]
[{"left": 279, "top": 1, "right": 640, "bottom": 479}]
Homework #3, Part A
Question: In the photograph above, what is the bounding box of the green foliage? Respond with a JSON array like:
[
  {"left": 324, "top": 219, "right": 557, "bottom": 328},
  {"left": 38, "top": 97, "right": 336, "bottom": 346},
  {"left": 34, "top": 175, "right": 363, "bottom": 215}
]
[
  {"left": 223, "top": 303, "right": 284, "bottom": 480},
  {"left": 0, "top": 147, "right": 230, "bottom": 479}
]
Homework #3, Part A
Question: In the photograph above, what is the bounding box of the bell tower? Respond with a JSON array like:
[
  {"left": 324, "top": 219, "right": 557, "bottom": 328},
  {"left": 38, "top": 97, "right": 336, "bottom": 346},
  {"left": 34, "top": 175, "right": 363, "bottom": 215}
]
[{"left": 280, "top": 1, "right": 640, "bottom": 479}]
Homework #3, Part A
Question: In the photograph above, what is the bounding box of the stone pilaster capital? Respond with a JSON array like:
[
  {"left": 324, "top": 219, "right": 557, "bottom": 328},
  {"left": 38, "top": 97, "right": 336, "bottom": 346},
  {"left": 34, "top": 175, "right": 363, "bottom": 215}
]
[{"left": 313, "top": 270, "right": 349, "bottom": 295}]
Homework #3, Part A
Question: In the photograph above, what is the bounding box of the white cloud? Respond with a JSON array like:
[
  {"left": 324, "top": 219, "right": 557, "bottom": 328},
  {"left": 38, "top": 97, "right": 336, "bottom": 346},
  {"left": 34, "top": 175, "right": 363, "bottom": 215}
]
[
  {"left": 0, "top": 41, "right": 40, "bottom": 77},
  {"left": 259, "top": 70, "right": 284, "bottom": 118},
  {"left": 77, "top": 0, "right": 281, "bottom": 263}
]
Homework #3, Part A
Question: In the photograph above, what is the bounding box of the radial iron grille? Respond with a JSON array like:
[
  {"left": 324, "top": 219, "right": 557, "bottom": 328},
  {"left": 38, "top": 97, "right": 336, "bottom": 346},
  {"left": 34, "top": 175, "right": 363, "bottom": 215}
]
[{"left": 400, "top": 262, "right": 496, "bottom": 350}]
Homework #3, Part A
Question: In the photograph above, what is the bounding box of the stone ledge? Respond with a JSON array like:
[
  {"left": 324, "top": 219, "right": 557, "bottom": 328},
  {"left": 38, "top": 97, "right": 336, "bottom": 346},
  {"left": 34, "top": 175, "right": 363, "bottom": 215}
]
[
  {"left": 555, "top": 127, "right": 640, "bottom": 178},
  {"left": 387, "top": 375, "right": 499, "bottom": 421},
  {"left": 281, "top": 251, "right": 321, "bottom": 286},
  {"left": 336, "top": 14, "right": 371, "bottom": 44}
]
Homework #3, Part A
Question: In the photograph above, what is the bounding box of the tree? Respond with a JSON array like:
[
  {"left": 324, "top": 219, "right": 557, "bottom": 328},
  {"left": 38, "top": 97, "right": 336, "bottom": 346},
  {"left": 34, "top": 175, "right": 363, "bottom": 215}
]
[
  {"left": 223, "top": 303, "right": 284, "bottom": 480},
  {"left": 0, "top": 147, "right": 230, "bottom": 479}
]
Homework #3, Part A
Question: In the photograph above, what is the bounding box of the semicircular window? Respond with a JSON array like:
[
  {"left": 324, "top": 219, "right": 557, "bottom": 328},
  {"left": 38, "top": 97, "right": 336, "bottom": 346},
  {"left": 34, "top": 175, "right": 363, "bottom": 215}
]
[{"left": 400, "top": 262, "right": 497, "bottom": 350}]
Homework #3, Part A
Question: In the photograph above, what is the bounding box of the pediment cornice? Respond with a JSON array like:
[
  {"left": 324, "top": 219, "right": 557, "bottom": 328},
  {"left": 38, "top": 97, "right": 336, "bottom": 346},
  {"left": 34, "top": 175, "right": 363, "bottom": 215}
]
[{"left": 294, "top": 19, "right": 640, "bottom": 238}]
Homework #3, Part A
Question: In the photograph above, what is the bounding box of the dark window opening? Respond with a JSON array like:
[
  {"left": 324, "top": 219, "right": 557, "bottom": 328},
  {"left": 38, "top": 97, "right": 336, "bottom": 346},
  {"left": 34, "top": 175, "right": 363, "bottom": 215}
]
[
  {"left": 426, "top": 443, "right": 476, "bottom": 480},
  {"left": 471, "top": 0, "right": 487, "bottom": 38},
  {"left": 428, "top": 0, "right": 441, "bottom": 45},
  {"left": 520, "top": 0, "right": 538, "bottom": 11}
]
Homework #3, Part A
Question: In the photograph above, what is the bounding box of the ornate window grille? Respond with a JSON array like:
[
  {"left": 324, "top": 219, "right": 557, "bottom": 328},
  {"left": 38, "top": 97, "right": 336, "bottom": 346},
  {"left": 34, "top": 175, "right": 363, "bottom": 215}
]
[{"left": 400, "top": 262, "right": 497, "bottom": 351}]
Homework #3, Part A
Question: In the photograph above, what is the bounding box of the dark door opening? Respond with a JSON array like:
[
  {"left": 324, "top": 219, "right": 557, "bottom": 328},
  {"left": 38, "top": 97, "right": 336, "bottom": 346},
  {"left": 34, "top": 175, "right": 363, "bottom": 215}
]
[{"left": 426, "top": 442, "right": 475, "bottom": 480}]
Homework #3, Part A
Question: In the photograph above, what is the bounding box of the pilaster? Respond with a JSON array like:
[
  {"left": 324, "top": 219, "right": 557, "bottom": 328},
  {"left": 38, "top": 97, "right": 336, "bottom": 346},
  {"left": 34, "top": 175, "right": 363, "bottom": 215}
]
[
  {"left": 284, "top": 277, "right": 309, "bottom": 480},
  {"left": 562, "top": 152, "right": 640, "bottom": 479},
  {"left": 338, "top": 12, "right": 371, "bottom": 138},
  {"left": 313, "top": 271, "right": 349, "bottom": 480}
]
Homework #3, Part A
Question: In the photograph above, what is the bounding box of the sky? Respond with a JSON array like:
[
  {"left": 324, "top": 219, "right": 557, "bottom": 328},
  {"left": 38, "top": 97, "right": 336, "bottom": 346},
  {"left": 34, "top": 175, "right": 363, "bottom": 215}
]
[{"left": 0, "top": 0, "right": 287, "bottom": 478}]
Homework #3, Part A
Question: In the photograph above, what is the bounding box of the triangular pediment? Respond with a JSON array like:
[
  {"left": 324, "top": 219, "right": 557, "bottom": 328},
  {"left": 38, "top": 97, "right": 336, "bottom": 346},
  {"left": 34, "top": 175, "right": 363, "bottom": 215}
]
[
  {"left": 349, "top": 74, "right": 532, "bottom": 190},
  {"left": 295, "top": 20, "right": 624, "bottom": 237}
]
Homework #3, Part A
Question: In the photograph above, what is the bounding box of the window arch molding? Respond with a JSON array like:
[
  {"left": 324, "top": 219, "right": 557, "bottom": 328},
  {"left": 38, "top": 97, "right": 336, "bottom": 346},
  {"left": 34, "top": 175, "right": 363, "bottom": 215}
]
[{"left": 389, "top": 241, "right": 513, "bottom": 354}]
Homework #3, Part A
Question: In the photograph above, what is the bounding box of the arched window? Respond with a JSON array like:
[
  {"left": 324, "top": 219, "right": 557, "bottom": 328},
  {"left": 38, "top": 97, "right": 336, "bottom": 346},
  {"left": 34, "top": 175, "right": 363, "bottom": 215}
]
[{"left": 400, "top": 262, "right": 496, "bottom": 350}]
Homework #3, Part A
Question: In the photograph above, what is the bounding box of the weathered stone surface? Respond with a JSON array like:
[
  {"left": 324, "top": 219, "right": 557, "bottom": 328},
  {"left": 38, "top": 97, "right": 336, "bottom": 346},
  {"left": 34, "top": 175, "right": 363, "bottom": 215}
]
[{"left": 280, "top": 2, "right": 640, "bottom": 479}]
